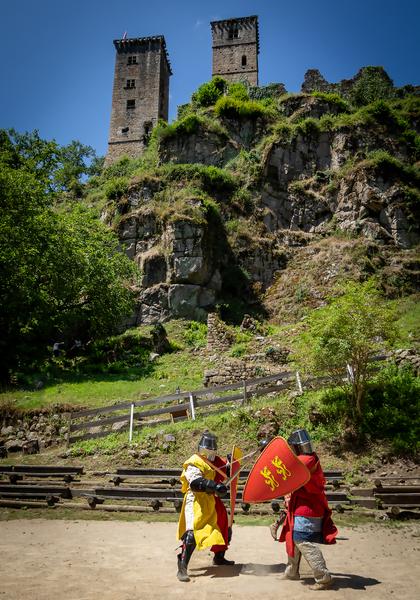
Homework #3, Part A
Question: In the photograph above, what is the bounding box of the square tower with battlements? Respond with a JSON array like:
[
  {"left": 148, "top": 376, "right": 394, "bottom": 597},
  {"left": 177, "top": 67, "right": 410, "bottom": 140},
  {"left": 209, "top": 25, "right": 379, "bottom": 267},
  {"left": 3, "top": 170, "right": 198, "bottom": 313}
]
[
  {"left": 211, "top": 16, "right": 259, "bottom": 86},
  {"left": 105, "top": 35, "right": 172, "bottom": 165}
]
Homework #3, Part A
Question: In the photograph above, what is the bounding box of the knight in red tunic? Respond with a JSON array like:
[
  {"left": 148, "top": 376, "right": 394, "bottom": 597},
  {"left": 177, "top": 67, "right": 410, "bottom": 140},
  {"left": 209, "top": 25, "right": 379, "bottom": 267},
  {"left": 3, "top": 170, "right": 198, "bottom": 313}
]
[{"left": 278, "top": 429, "right": 338, "bottom": 591}]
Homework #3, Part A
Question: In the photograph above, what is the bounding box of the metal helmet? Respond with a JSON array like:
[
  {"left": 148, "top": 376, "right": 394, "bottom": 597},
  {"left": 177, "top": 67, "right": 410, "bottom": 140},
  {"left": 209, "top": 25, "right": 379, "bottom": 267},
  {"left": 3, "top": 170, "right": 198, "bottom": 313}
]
[
  {"left": 287, "top": 429, "right": 313, "bottom": 455},
  {"left": 198, "top": 431, "right": 218, "bottom": 461}
]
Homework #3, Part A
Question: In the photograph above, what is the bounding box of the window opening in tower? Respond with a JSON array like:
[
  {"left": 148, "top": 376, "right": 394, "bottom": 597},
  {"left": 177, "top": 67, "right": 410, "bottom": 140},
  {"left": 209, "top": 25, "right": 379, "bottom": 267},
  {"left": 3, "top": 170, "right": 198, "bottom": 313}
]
[{"left": 228, "top": 24, "right": 239, "bottom": 39}]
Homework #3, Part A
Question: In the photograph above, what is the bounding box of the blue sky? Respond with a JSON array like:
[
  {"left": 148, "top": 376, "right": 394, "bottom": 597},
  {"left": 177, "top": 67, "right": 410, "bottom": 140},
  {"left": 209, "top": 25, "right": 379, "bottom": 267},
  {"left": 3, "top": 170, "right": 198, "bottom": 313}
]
[{"left": 1, "top": 0, "right": 419, "bottom": 157}]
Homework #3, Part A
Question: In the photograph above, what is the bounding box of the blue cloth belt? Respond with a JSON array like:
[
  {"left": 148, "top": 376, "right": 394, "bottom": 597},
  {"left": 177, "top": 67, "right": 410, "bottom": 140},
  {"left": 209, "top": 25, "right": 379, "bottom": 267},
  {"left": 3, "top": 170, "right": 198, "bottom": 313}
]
[{"left": 293, "top": 516, "right": 323, "bottom": 543}]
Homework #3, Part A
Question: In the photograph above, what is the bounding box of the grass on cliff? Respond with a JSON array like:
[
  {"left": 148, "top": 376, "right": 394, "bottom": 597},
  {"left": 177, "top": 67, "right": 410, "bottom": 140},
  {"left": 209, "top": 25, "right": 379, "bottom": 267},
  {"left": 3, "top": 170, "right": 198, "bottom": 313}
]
[
  {"left": 264, "top": 236, "right": 420, "bottom": 326},
  {"left": 394, "top": 295, "right": 420, "bottom": 347},
  {"left": 268, "top": 96, "right": 419, "bottom": 163},
  {"left": 323, "top": 150, "right": 420, "bottom": 198},
  {"left": 84, "top": 89, "right": 419, "bottom": 229},
  {"left": 214, "top": 96, "right": 275, "bottom": 120}
]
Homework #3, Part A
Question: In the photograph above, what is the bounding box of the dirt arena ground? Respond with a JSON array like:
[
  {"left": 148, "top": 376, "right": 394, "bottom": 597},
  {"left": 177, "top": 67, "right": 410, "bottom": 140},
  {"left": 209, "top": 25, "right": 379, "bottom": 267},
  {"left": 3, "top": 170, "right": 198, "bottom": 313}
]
[{"left": 0, "top": 519, "right": 419, "bottom": 600}]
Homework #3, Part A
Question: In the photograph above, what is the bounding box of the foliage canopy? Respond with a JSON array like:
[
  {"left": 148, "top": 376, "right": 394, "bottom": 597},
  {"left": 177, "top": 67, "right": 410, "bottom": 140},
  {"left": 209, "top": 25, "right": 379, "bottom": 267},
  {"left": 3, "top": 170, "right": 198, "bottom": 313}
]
[
  {"left": 0, "top": 130, "right": 139, "bottom": 381},
  {"left": 0, "top": 129, "right": 102, "bottom": 196},
  {"left": 295, "top": 280, "right": 397, "bottom": 419},
  {"left": 350, "top": 67, "right": 395, "bottom": 107},
  {"left": 191, "top": 76, "right": 227, "bottom": 107}
]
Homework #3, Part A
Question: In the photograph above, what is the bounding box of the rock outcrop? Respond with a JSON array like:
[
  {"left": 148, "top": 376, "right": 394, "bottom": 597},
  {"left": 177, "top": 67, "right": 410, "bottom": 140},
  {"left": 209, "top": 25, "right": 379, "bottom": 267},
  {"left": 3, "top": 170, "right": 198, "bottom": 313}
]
[
  {"left": 330, "top": 167, "right": 419, "bottom": 248},
  {"left": 301, "top": 66, "right": 395, "bottom": 100},
  {"left": 109, "top": 76, "right": 419, "bottom": 323}
]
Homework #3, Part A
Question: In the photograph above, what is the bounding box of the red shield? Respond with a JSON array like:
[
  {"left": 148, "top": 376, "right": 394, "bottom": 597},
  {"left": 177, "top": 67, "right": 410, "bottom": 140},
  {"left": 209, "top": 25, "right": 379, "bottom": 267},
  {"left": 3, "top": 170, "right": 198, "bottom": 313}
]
[{"left": 242, "top": 437, "right": 310, "bottom": 503}]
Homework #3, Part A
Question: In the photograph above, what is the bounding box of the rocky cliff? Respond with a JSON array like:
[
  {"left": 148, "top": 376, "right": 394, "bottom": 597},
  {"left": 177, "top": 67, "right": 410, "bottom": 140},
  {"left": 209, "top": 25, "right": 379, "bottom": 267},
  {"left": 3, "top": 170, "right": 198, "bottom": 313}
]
[{"left": 99, "top": 70, "right": 419, "bottom": 324}]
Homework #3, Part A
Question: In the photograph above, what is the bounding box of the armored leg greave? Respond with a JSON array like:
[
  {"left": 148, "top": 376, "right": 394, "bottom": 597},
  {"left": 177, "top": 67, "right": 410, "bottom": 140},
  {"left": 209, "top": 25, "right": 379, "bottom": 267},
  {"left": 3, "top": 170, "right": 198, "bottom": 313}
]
[
  {"left": 177, "top": 530, "right": 196, "bottom": 582},
  {"left": 295, "top": 541, "right": 332, "bottom": 584}
]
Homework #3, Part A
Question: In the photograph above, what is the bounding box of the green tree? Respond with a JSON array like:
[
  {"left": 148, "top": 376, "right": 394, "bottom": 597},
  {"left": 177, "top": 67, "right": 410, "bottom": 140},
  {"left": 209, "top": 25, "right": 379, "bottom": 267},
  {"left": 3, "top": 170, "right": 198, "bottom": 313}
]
[
  {"left": 295, "top": 280, "right": 397, "bottom": 420},
  {"left": 350, "top": 67, "right": 394, "bottom": 107},
  {"left": 191, "top": 76, "right": 227, "bottom": 107},
  {"left": 0, "top": 138, "right": 138, "bottom": 381},
  {"left": 364, "top": 365, "right": 420, "bottom": 455},
  {"left": 227, "top": 82, "right": 249, "bottom": 101},
  {"left": 0, "top": 129, "right": 102, "bottom": 196}
]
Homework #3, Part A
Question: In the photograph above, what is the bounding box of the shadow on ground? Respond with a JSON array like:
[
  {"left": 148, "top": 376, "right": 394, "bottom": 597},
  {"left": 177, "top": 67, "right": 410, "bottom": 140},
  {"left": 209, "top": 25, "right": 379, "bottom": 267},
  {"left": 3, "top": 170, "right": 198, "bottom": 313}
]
[{"left": 191, "top": 563, "right": 284, "bottom": 579}]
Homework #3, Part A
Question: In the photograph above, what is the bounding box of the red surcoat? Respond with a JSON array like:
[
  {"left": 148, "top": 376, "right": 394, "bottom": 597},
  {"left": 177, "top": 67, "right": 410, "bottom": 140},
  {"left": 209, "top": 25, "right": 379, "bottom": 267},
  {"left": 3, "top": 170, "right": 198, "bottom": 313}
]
[{"left": 279, "top": 453, "right": 338, "bottom": 557}]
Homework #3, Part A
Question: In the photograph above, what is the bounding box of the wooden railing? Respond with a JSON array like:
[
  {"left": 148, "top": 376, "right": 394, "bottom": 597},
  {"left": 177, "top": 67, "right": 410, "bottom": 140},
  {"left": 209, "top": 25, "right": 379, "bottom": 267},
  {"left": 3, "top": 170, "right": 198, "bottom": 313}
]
[
  {"left": 68, "top": 370, "right": 297, "bottom": 444},
  {"left": 67, "top": 355, "right": 388, "bottom": 445}
]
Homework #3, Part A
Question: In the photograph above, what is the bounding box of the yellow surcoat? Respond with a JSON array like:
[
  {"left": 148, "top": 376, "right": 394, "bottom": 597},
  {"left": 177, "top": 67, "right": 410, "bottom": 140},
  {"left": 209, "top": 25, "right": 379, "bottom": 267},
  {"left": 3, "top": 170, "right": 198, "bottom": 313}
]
[{"left": 177, "top": 453, "right": 225, "bottom": 550}]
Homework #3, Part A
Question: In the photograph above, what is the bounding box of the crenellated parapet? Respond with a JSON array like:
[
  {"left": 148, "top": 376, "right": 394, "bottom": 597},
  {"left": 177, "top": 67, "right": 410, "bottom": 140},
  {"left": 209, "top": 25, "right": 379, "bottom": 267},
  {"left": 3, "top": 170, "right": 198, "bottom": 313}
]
[{"left": 211, "top": 15, "right": 259, "bottom": 86}]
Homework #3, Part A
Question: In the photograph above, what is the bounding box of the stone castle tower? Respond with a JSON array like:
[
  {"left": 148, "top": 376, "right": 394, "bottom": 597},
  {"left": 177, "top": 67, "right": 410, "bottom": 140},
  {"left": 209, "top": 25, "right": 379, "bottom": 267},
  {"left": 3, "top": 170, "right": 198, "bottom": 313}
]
[
  {"left": 105, "top": 35, "right": 172, "bottom": 165},
  {"left": 211, "top": 15, "right": 259, "bottom": 86}
]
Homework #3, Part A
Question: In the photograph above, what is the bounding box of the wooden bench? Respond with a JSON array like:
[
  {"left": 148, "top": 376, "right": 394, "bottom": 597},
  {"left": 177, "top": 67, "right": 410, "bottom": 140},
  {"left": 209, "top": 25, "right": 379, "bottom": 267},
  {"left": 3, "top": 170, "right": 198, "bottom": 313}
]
[{"left": 0, "top": 465, "right": 84, "bottom": 484}]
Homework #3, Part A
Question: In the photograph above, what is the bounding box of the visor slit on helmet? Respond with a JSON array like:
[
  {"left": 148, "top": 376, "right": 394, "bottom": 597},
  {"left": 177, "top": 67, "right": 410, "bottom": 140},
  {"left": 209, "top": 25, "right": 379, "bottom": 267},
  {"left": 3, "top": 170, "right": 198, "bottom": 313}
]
[
  {"left": 287, "top": 428, "right": 313, "bottom": 455},
  {"left": 198, "top": 431, "right": 218, "bottom": 453}
]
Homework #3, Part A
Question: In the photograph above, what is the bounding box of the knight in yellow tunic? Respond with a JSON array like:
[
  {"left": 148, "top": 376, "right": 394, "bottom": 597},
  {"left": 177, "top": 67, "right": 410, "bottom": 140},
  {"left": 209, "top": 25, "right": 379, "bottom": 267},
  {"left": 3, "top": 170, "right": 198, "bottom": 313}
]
[{"left": 176, "top": 431, "right": 234, "bottom": 582}]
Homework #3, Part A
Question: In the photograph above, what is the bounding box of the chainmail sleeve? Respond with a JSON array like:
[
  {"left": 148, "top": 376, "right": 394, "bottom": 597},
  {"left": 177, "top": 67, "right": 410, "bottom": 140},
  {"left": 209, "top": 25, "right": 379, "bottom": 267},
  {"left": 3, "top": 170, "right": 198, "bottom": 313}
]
[
  {"left": 184, "top": 464, "right": 204, "bottom": 530},
  {"left": 184, "top": 464, "right": 203, "bottom": 485}
]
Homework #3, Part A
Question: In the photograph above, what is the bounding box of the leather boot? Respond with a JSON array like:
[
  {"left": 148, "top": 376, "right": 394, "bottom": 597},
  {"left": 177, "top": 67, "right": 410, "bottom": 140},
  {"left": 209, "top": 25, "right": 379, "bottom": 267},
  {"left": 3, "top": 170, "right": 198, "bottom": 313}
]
[
  {"left": 213, "top": 551, "right": 235, "bottom": 566},
  {"left": 309, "top": 579, "right": 334, "bottom": 591}
]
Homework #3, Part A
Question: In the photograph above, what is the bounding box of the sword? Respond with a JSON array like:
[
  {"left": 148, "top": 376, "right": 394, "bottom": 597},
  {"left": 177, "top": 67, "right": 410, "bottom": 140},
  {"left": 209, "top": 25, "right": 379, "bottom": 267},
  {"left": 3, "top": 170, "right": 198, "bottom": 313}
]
[
  {"left": 199, "top": 449, "right": 259, "bottom": 482},
  {"left": 224, "top": 439, "right": 269, "bottom": 487},
  {"left": 199, "top": 439, "right": 270, "bottom": 485}
]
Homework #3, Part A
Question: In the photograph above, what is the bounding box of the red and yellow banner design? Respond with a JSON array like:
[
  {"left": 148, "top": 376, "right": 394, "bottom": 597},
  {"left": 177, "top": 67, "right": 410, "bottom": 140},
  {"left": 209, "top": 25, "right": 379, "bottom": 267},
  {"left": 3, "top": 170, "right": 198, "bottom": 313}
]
[{"left": 242, "top": 437, "right": 310, "bottom": 503}]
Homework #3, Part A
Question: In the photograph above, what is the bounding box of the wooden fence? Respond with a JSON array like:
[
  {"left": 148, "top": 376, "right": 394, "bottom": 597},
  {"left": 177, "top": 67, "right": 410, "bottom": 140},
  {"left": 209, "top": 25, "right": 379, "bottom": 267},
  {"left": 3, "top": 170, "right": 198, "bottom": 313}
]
[
  {"left": 67, "top": 355, "right": 387, "bottom": 445},
  {"left": 67, "top": 369, "right": 331, "bottom": 444}
]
